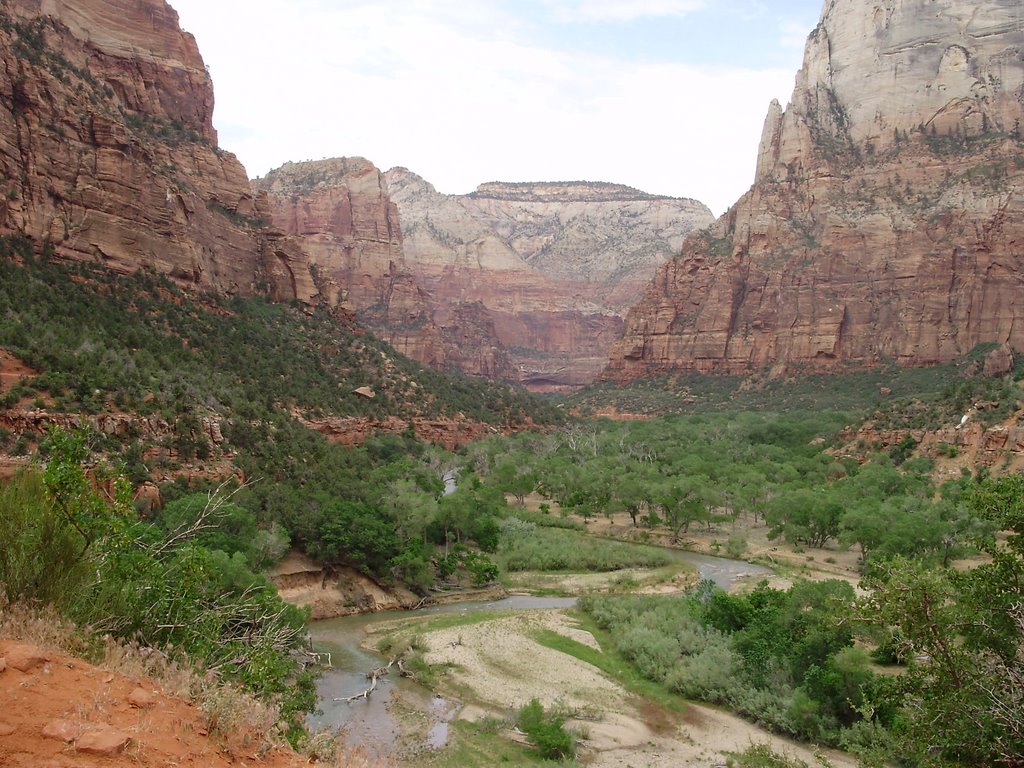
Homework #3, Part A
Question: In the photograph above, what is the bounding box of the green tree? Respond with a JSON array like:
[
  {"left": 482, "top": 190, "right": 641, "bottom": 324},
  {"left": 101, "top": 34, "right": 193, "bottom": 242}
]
[
  {"left": 766, "top": 487, "right": 842, "bottom": 548},
  {"left": 862, "top": 474, "right": 1024, "bottom": 766}
]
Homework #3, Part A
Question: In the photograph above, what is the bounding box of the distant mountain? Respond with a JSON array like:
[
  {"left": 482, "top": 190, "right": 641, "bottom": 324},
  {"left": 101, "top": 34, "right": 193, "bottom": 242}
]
[
  {"left": 385, "top": 170, "right": 714, "bottom": 391},
  {"left": 253, "top": 158, "right": 447, "bottom": 368},
  {"left": 606, "top": 0, "right": 1024, "bottom": 381}
]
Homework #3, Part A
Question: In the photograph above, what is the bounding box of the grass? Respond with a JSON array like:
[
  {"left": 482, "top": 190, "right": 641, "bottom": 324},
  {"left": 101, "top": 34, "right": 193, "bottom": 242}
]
[
  {"left": 506, "top": 508, "right": 585, "bottom": 531},
  {"left": 415, "top": 719, "right": 576, "bottom": 767},
  {"left": 498, "top": 528, "right": 672, "bottom": 573},
  {"left": 726, "top": 744, "right": 835, "bottom": 768}
]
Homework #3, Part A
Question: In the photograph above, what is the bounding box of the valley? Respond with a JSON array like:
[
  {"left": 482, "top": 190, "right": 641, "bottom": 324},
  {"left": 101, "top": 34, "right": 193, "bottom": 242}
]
[{"left": 0, "top": 0, "right": 1022, "bottom": 767}]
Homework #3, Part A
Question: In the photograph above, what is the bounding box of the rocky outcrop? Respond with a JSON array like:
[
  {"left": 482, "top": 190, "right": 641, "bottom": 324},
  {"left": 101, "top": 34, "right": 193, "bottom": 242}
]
[
  {"left": 295, "top": 412, "right": 501, "bottom": 451},
  {"left": 835, "top": 410, "right": 1024, "bottom": 479},
  {"left": 253, "top": 159, "right": 445, "bottom": 365},
  {"left": 269, "top": 552, "right": 420, "bottom": 620},
  {"left": 386, "top": 170, "right": 714, "bottom": 390},
  {"left": 0, "top": 0, "right": 316, "bottom": 303},
  {"left": 606, "top": 0, "right": 1024, "bottom": 380}
]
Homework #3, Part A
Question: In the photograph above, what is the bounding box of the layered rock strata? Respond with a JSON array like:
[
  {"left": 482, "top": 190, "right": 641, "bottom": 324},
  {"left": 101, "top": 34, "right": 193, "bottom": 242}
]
[
  {"left": 253, "top": 159, "right": 445, "bottom": 365},
  {"left": 385, "top": 170, "right": 714, "bottom": 390},
  {"left": 0, "top": 0, "right": 316, "bottom": 303},
  {"left": 606, "top": 0, "right": 1024, "bottom": 380}
]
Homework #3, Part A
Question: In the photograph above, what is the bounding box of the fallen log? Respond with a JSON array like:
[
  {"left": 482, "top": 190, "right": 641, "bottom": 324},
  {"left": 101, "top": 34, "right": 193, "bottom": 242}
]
[{"left": 336, "top": 660, "right": 396, "bottom": 702}]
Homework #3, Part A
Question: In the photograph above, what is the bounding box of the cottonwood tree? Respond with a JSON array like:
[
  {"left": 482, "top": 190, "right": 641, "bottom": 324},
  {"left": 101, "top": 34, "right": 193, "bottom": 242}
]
[{"left": 862, "top": 474, "right": 1024, "bottom": 767}]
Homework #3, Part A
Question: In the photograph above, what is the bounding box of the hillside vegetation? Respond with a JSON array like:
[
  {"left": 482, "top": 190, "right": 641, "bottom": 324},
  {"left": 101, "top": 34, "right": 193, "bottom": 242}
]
[
  {"left": 465, "top": 411, "right": 1024, "bottom": 766},
  {"left": 0, "top": 244, "right": 565, "bottom": 740}
]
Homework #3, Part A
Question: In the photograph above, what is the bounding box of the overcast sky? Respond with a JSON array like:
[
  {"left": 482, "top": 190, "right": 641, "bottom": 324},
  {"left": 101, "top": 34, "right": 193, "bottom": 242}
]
[{"left": 169, "top": 0, "right": 823, "bottom": 215}]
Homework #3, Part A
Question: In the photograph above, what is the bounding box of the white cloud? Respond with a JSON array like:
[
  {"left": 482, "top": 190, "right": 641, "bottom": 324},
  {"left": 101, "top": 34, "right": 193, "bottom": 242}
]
[
  {"left": 171, "top": 0, "right": 801, "bottom": 215},
  {"left": 546, "top": 0, "right": 707, "bottom": 22}
]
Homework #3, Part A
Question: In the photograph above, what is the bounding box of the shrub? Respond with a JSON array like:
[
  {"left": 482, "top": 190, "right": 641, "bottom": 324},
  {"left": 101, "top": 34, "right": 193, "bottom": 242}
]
[
  {"left": 0, "top": 470, "right": 91, "bottom": 608},
  {"left": 516, "top": 698, "right": 575, "bottom": 760},
  {"left": 498, "top": 527, "right": 669, "bottom": 572}
]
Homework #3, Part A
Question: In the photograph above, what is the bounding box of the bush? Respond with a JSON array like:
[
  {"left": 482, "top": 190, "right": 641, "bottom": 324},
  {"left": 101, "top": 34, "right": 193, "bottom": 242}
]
[
  {"left": 12, "top": 428, "right": 317, "bottom": 735},
  {"left": 0, "top": 470, "right": 91, "bottom": 608},
  {"left": 498, "top": 527, "right": 670, "bottom": 572},
  {"left": 516, "top": 698, "right": 575, "bottom": 760}
]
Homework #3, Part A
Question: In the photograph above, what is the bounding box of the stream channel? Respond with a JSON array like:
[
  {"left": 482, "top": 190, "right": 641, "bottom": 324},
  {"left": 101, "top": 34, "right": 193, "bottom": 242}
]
[{"left": 307, "top": 549, "right": 772, "bottom": 757}]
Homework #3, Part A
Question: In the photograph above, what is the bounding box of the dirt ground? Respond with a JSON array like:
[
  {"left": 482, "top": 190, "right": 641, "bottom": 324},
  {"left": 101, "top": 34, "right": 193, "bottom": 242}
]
[
  {"left": 0, "top": 639, "right": 313, "bottom": 768},
  {"left": 503, "top": 564, "right": 695, "bottom": 596},
  {"left": 375, "top": 609, "right": 857, "bottom": 768}
]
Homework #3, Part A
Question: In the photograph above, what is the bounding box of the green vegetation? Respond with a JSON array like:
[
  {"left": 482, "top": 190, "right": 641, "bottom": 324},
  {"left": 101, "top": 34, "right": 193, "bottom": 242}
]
[
  {"left": 0, "top": 245, "right": 562, "bottom": 596},
  {"left": 533, "top": 622, "right": 685, "bottom": 713},
  {"left": 727, "top": 744, "right": 834, "bottom": 768},
  {"left": 497, "top": 523, "right": 670, "bottom": 572},
  {"left": 580, "top": 580, "right": 873, "bottom": 749},
  {"left": 861, "top": 475, "right": 1024, "bottom": 767},
  {"left": 569, "top": 341, "right": 1023, "bottom": 420},
  {"left": 0, "top": 429, "right": 314, "bottom": 738},
  {"left": 472, "top": 413, "right": 989, "bottom": 572},
  {"left": 414, "top": 719, "right": 568, "bottom": 768},
  {"left": 472, "top": 410, "right": 1023, "bottom": 766},
  {"left": 2, "top": 233, "right": 1022, "bottom": 767},
  {"left": 0, "top": 243, "right": 559, "bottom": 426},
  {"left": 516, "top": 698, "right": 576, "bottom": 760}
]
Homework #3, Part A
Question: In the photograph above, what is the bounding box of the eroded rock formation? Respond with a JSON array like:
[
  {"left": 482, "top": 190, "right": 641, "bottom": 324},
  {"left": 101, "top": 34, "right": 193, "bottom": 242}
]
[
  {"left": 0, "top": 0, "right": 316, "bottom": 303},
  {"left": 386, "top": 170, "right": 714, "bottom": 390},
  {"left": 606, "top": 0, "right": 1024, "bottom": 380},
  {"left": 253, "top": 159, "right": 445, "bottom": 365}
]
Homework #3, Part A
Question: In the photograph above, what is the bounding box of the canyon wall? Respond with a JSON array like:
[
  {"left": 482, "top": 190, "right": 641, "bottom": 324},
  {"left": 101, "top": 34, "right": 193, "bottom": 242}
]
[
  {"left": 254, "top": 159, "right": 445, "bottom": 365},
  {"left": 0, "top": 0, "right": 317, "bottom": 303},
  {"left": 385, "top": 170, "right": 714, "bottom": 390},
  {"left": 606, "top": 0, "right": 1024, "bottom": 380}
]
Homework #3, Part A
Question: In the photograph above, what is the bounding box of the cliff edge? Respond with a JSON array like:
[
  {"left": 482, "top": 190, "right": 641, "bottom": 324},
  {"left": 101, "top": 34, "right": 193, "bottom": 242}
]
[{"left": 606, "top": 0, "right": 1024, "bottom": 380}]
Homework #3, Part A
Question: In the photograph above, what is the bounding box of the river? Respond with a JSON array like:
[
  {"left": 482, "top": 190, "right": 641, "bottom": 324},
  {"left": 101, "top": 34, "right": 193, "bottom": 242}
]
[{"left": 306, "top": 550, "right": 771, "bottom": 758}]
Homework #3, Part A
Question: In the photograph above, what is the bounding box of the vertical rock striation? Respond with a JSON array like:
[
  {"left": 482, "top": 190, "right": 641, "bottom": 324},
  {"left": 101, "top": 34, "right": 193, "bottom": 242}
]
[
  {"left": 254, "top": 159, "right": 445, "bottom": 366},
  {"left": 606, "top": 0, "right": 1024, "bottom": 380},
  {"left": 0, "top": 0, "right": 317, "bottom": 303}
]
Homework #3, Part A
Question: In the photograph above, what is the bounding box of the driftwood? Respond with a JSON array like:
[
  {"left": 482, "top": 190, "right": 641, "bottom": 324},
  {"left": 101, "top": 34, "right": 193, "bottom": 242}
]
[
  {"left": 396, "top": 657, "right": 417, "bottom": 679},
  {"left": 336, "top": 660, "right": 394, "bottom": 702},
  {"left": 336, "top": 652, "right": 420, "bottom": 702},
  {"left": 413, "top": 593, "right": 437, "bottom": 610}
]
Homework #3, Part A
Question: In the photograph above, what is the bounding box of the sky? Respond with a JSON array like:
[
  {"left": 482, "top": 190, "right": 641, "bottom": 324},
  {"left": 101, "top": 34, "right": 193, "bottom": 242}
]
[{"left": 169, "top": 1, "right": 823, "bottom": 215}]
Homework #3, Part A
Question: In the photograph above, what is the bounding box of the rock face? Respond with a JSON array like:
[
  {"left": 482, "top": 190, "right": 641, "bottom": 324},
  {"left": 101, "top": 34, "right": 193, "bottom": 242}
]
[
  {"left": 253, "top": 159, "right": 445, "bottom": 365},
  {"left": 606, "top": 0, "right": 1024, "bottom": 380},
  {"left": 0, "top": 0, "right": 317, "bottom": 303},
  {"left": 385, "top": 170, "right": 714, "bottom": 390}
]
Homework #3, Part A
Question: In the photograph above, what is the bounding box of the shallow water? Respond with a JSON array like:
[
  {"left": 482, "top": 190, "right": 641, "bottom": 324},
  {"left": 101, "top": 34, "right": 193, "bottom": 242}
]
[{"left": 308, "top": 551, "right": 771, "bottom": 754}]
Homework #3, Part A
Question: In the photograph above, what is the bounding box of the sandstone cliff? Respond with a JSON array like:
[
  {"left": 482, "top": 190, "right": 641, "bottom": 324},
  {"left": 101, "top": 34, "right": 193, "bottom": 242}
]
[
  {"left": 386, "top": 169, "right": 714, "bottom": 390},
  {"left": 606, "top": 0, "right": 1024, "bottom": 380},
  {"left": 253, "top": 158, "right": 446, "bottom": 365},
  {"left": 0, "top": 0, "right": 316, "bottom": 303}
]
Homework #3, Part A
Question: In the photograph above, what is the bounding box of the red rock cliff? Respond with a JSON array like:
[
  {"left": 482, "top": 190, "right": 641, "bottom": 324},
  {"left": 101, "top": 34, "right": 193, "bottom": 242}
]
[
  {"left": 253, "top": 159, "right": 445, "bottom": 366},
  {"left": 606, "top": 0, "right": 1024, "bottom": 380},
  {"left": 0, "top": 0, "right": 316, "bottom": 303}
]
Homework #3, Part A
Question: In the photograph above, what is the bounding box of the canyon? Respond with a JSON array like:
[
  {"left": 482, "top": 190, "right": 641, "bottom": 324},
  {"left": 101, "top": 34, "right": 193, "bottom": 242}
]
[
  {"left": 605, "top": 0, "right": 1024, "bottom": 380},
  {"left": 259, "top": 162, "right": 713, "bottom": 391},
  {"left": 387, "top": 172, "right": 713, "bottom": 390},
  {"left": 0, "top": 0, "right": 716, "bottom": 394}
]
